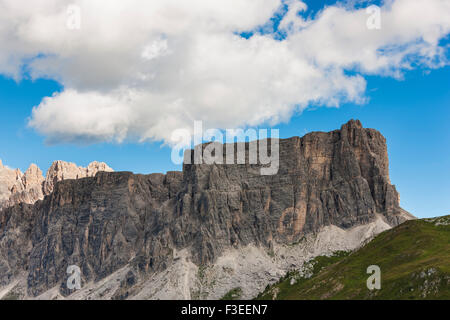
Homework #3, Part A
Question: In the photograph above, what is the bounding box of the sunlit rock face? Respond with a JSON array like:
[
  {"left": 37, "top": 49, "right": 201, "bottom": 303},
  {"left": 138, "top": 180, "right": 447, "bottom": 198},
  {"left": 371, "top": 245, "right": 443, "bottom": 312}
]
[
  {"left": 43, "top": 160, "right": 114, "bottom": 195},
  {"left": 0, "top": 160, "right": 113, "bottom": 210}
]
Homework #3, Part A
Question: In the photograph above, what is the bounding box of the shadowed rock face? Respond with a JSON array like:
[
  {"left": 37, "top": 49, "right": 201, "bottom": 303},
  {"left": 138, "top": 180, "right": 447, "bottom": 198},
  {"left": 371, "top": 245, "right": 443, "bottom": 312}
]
[{"left": 0, "top": 120, "right": 412, "bottom": 297}]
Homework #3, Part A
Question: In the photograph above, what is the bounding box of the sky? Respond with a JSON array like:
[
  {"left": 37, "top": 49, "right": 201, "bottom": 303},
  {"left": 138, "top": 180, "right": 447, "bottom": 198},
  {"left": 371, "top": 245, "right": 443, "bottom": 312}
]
[{"left": 0, "top": 0, "right": 449, "bottom": 218}]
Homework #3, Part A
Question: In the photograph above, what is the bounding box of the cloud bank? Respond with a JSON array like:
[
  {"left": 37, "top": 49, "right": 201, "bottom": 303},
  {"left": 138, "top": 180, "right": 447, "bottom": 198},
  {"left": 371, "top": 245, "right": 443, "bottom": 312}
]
[{"left": 0, "top": 0, "right": 449, "bottom": 144}]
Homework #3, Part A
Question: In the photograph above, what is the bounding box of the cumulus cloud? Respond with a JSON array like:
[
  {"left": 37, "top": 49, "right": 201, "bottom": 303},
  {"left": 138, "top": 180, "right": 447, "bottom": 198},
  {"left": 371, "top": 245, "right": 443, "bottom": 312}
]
[{"left": 0, "top": 0, "right": 449, "bottom": 144}]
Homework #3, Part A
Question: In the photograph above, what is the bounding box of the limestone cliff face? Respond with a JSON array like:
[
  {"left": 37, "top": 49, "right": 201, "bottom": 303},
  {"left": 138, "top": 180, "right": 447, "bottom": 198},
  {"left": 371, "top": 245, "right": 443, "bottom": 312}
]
[
  {"left": 0, "top": 160, "right": 24, "bottom": 205},
  {"left": 43, "top": 160, "right": 114, "bottom": 195},
  {"left": 0, "top": 120, "right": 413, "bottom": 298},
  {"left": 0, "top": 160, "right": 113, "bottom": 210}
]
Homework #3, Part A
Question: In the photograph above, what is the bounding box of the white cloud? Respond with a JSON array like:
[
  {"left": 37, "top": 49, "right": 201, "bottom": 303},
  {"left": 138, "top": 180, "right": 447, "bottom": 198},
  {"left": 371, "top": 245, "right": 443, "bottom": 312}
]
[
  {"left": 0, "top": 0, "right": 449, "bottom": 144},
  {"left": 278, "top": 0, "right": 308, "bottom": 31}
]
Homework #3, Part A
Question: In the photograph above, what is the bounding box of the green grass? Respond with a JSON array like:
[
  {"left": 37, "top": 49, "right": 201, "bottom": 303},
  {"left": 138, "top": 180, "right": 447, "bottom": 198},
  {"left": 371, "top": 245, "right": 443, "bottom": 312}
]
[
  {"left": 256, "top": 216, "right": 450, "bottom": 300},
  {"left": 221, "top": 287, "right": 243, "bottom": 300}
]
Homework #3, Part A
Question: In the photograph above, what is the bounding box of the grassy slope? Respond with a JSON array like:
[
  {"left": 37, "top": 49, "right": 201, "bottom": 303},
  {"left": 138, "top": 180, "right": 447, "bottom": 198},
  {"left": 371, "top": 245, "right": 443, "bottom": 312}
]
[{"left": 256, "top": 216, "right": 450, "bottom": 300}]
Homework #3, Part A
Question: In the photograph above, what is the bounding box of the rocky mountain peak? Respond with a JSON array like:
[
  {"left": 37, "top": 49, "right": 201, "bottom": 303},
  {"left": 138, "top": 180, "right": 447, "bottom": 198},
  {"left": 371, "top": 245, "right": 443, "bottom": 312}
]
[
  {"left": 86, "top": 161, "right": 113, "bottom": 176},
  {"left": 342, "top": 118, "right": 363, "bottom": 129},
  {"left": 0, "top": 121, "right": 414, "bottom": 299},
  {"left": 43, "top": 160, "right": 113, "bottom": 195},
  {"left": 0, "top": 160, "right": 113, "bottom": 210},
  {"left": 22, "top": 164, "right": 44, "bottom": 188}
]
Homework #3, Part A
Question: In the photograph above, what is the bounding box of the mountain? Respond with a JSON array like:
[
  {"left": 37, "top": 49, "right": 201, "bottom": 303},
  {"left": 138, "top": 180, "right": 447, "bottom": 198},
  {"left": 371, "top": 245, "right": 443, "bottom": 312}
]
[
  {"left": 0, "top": 120, "right": 413, "bottom": 300},
  {"left": 256, "top": 216, "right": 450, "bottom": 300},
  {"left": 0, "top": 160, "right": 113, "bottom": 210}
]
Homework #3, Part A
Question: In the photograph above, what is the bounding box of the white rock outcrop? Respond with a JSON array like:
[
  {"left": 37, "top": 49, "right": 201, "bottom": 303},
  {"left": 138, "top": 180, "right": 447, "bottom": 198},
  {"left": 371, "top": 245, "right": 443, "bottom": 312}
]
[{"left": 43, "top": 160, "right": 113, "bottom": 195}]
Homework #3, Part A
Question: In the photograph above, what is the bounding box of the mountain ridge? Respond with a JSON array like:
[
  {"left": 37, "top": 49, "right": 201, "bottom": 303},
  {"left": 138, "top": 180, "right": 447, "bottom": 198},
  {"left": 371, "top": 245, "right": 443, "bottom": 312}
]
[
  {"left": 0, "top": 120, "right": 414, "bottom": 299},
  {"left": 0, "top": 160, "right": 113, "bottom": 210}
]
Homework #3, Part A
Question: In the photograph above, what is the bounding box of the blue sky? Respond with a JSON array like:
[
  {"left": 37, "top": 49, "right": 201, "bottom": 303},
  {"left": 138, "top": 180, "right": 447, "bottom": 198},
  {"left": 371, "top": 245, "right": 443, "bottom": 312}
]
[{"left": 0, "top": 0, "right": 449, "bottom": 218}]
